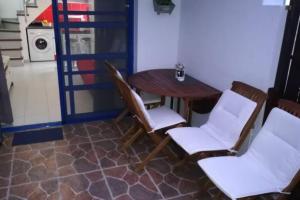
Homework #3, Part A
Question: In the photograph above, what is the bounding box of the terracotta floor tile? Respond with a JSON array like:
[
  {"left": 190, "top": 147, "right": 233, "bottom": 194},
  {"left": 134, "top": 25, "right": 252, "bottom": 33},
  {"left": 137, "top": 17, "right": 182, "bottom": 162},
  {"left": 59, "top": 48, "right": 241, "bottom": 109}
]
[
  {"left": 93, "top": 139, "right": 138, "bottom": 169},
  {"left": 55, "top": 143, "right": 99, "bottom": 177},
  {"left": 9, "top": 180, "right": 58, "bottom": 200},
  {"left": 58, "top": 170, "right": 111, "bottom": 200},
  {"left": 11, "top": 148, "right": 57, "bottom": 185},
  {"left": 0, "top": 187, "right": 8, "bottom": 199},
  {"left": 58, "top": 124, "right": 90, "bottom": 146},
  {"left": 0, "top": 118, "right": 273, "bottom": 200}
]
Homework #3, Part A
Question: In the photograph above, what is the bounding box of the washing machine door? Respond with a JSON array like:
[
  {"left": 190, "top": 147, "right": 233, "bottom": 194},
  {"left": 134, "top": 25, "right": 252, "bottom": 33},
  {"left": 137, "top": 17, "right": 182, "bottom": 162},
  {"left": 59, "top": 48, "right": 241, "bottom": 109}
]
[
  {"left": 33, "top": 36, "right": 51, "bottom": 53},
  {"left": 35, "top": 38, "right": 48, "bottom": 51}
]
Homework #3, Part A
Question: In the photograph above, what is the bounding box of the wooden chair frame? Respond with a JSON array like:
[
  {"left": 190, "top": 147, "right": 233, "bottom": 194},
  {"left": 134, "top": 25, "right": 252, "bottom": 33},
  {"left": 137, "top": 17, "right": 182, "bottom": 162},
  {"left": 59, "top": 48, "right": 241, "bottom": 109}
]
[
  {"left": 105, "top": 61, "right": 161, "bottom": 146},
  {"left": 178, "top": 81, "right": 267, "bottom": 167},
  {"left": 137, "top": 81, "right": 267, "bottom": 172},
  {"left": 113, "top": 74, "right": 186, "bottom": 169},
  {"left": 105, "top": 61, "right": 133, "bottom": 135},
  {"left": 199, "top": 99, "right": 300, "bottom": 200}
]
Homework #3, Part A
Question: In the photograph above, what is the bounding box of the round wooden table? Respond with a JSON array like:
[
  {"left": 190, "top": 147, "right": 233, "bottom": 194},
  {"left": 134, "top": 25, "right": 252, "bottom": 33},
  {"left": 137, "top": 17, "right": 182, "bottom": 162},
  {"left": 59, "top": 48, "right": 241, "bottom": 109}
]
[{"left": 128, "top": 69, "right": 221, "bottom": 123}]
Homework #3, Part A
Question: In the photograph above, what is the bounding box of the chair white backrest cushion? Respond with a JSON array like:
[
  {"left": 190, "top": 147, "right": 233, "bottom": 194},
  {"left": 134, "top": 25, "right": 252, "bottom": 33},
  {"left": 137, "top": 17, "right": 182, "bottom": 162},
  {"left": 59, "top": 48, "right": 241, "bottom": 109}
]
[
  {"left": 131, "top": 90, "right": 156, "bottom": 129},
  {"left": 245, "top": 108, "right": 300, "bottom": 190},
  {"left": 206, "top": 89, "right": 257, "bottom": 148}
]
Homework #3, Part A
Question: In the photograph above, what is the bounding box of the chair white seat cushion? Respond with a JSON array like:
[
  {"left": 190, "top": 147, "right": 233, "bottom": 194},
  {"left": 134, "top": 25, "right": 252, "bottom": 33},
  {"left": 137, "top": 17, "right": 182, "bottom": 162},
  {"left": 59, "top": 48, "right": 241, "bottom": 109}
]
[
  {"left": 168, "top": 126, "right": 229, "bottom": 155},
  {"left": 167, "top": 89, "right": 256, "bottom": 155},
  {"left": 148, "top": 106, "right": 186, "bottom": 131},
  {"left": 141, "top": 92, "right": 161, "bottom": 105},
  {"left": 198, "top": 156, "right": 279, "bottom": 199}
]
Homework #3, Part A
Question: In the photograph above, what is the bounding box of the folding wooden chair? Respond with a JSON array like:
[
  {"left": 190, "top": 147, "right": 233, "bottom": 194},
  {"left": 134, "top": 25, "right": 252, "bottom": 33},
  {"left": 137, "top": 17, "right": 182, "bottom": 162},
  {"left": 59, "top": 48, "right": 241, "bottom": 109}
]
[
  {"left": 198, "top": 99, "right": 300, "bottom": 200},
  {"left": 113, "top": 75, "right": 186, "bottom": 166},
  {"left": 135, "top": 82, "right": 266, "bottom": 171},
  {"left": 105, "top": 61, "right": 161, "bottom": 143}
]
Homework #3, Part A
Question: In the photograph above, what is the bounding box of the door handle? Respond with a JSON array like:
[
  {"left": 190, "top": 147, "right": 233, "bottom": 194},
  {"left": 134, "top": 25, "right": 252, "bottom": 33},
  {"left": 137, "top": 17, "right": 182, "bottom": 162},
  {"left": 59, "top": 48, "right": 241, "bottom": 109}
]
[{"left": 297, "top": 87, "right": 300, "bottom": 103}]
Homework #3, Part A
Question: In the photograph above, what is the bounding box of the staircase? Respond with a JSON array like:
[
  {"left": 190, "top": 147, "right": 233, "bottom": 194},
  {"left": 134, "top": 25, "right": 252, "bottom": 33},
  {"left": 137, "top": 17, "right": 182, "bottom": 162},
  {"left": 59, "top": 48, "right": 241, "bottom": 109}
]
[
  {"left": 0, "top": 19, "right": 23, "bottom": 66},
  {"left": 0, "top": 0, "right": 52, "bottom": 66}
]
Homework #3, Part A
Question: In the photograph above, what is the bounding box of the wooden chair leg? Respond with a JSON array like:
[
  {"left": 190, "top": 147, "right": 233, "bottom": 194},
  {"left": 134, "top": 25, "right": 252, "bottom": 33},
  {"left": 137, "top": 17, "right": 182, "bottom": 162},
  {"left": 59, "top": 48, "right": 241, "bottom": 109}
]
[
  {"left": 195, "top": 178, "right": 214, "bottom": 199},
  {"left": 149, "top": 134, "right": 177, "bottom": 161},
  {"left": 122, "top": 128, "right": 144, "bottom": 152},
  {"left": 277, "top": 194, "right": 289, "bottom": 200},
  {"left": 174, "top": 155, "right": 190, "bottom": 168},
  {"left": 120, "top": 123, "right": 138, "bottom": 143},
  {"left": 200, "top": 178, "right": 212, "bottom": 194},
  {"left": 213, "top": 191, "right": 223, "bottom": 200},
  {"left": 115, "top": 108, "right": 129, "bottom": 123},
  {"left": 114, "top": 108, "right": 130, "bottom": 135},
  {"left": 135, "top": 136, "right": 171, "bottom": 172}
]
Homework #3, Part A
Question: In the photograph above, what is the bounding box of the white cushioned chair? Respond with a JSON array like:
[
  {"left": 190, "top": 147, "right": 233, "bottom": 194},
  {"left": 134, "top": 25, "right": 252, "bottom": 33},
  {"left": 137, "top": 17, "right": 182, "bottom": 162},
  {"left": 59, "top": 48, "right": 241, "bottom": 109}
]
[
  {"left": 198, "top": 104, "right": 300, "bottom": 199},
  {"left": 105, "top": 61, "right": 162, "bottom": 142},
  {"left": 112, "top": 73, "right": 186, "bottom": 171},
  {"left": 168, "top": 89, "right": 257, "bottom": 155}
]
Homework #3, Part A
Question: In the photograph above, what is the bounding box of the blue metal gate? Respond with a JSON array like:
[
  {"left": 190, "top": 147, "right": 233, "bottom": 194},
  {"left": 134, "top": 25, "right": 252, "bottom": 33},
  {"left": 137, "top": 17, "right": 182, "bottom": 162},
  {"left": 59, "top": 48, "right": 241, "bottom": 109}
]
[{"left": 52, "top": 0, "right": 133, "bottom": 123}]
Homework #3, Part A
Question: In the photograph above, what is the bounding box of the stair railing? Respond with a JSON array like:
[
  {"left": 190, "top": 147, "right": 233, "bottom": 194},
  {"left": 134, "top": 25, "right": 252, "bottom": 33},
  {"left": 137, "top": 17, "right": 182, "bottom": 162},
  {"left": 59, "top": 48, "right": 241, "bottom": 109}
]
[
  {"left": 23, "top": 0, "right": 28, "bottom": 22},
  {"left": 23, "top": 0, "right": 38, "bottom": 22}
]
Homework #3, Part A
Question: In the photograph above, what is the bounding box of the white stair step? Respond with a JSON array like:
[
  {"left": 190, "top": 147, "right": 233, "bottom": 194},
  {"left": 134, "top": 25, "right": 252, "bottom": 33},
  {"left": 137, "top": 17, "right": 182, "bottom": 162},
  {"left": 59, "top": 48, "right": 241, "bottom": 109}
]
[
  {"left": 1, "top": 18, "right": 19, "bottom": 30},
  {"left": 9, "top": 57, "right": 23, "bottom": 66},
  {"left": 26, "top": 4, "right": 38, "bottom": 8},
  {"left": 17, "top": 10, "right": 29, "bottom": 16},
  {"left": 0, "top": 48, "right": 22, "bottom": 58},
  {"left": 2, "top": 23, "right": 20, "bottom": 30},
  {"left": 0, "top": 39, "right": 22, "bottom": 49},
  {"left": 0, "top": 30, "right": 21, "bottom": 40}
]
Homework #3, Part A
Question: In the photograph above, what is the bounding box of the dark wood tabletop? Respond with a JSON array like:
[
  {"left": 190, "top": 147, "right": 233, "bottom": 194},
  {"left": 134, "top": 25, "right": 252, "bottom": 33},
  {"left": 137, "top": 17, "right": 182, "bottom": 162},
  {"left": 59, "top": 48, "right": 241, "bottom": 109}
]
[
  {"left": 128, "top": 69, "right": 221, "bottom": 100},
  {"left": 128, "top": 69, "right": 221, "bottom": 123}
]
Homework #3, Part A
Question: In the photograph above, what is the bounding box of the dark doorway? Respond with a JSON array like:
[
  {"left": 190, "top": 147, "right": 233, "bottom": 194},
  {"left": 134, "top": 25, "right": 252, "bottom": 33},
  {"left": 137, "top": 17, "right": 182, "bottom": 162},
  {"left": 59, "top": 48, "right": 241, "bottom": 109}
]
[
  {"left": 274, "top": 0, "right": 300, "bottom": 100},
  {"left": 266, "top": 1, "right": 300, "bottom": 199}
]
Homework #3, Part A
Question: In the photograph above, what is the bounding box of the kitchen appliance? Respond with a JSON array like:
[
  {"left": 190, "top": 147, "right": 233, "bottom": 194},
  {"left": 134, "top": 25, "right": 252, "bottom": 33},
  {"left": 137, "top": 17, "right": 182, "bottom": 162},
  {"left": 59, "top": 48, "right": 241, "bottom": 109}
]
[{"left": 27, "top": 28, "right": 56, "bottom": 62}]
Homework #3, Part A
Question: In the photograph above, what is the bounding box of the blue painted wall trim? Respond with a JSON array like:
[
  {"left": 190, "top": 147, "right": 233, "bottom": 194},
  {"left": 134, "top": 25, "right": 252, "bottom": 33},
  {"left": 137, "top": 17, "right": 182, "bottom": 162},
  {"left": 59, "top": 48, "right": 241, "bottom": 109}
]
[
  {"left": 2, "top": 122, "right": 62, "bottom": 133},
  {"left": 53, "top": 0, "right": 67, "bottom": 123},
  {"left": 53, "top": 0, "right": 134, "bottom": 124}
]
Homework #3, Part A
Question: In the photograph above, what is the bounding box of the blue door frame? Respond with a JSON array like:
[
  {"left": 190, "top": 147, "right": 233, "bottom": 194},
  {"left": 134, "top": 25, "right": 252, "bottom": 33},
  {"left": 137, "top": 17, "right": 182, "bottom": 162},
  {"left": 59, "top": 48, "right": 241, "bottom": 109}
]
[{"left": 52, "top": 0, "right": 134, "bottom": 124}]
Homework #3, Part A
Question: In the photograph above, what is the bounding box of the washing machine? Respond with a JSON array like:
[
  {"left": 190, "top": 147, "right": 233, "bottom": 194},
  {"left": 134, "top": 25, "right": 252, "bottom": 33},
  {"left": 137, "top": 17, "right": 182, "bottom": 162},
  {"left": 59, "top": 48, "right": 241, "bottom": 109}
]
[{"left": 27, "top": 28, "right": 56, "bottom": 62}]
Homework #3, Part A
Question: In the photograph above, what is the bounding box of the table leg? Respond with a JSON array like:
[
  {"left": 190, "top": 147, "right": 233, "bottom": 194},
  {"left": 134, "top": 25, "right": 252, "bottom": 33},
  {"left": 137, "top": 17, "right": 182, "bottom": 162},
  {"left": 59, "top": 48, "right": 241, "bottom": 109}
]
[
  {"left": 177, "top": 98, "right": 181, "bottom": 113},
  {"left": 183, "top": 98, "right": 192, "bottom": 125},
  {"left": 135, "top": 88, "right": 141, "bottom": 95},
  {"left": 160, "top": 96, "right": 166, "bottom": 106},
  {"left": 170, "top": 97, "right": 174, "bottom": 109},
  {"left": 0, "top": 124, "right": 2, "bottom": 145}
]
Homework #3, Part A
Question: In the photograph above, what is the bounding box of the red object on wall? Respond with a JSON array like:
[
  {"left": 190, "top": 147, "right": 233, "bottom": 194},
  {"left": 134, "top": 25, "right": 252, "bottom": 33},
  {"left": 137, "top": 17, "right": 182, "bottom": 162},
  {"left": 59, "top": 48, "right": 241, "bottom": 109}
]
[
  {"left": 36, "top": 5, "right": 54, "bottom": 23},
  {"left": 77, "top": 60, "right": 96, "bottom": 85},
  {"left": 35, "top": 3, "right": 93, "bottom": 84},
  {"left": 35, "top": 3, "right": 89, "bottom": 23}
]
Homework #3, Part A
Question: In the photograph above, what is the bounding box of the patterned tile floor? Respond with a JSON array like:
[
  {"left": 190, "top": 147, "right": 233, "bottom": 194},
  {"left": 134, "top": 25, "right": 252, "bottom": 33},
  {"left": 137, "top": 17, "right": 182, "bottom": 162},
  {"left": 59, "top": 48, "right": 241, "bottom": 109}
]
[{"left": 0, "top": 119, "right": 275, "bottom": 200}]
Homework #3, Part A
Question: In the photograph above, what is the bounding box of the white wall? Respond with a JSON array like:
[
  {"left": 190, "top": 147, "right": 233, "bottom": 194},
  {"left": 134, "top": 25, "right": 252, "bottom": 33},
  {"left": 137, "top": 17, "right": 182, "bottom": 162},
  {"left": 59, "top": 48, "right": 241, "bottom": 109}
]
[
  {"left": 0, "top": 0, "right": 22, "bottom": 19},
  {"left": 177, "top": 0, "right": 287, "bottom": 149},
  {"left": 136, "top": 0, "right": 181, "bottom": 72},
  {"left": 178, "top": 0, "right": 287, "bottom": 92}
]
